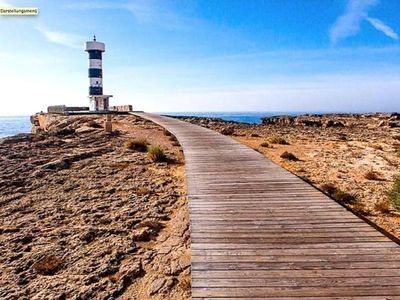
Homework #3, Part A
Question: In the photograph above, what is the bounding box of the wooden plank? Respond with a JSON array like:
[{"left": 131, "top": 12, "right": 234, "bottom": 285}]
[{"left": 132, "top": 113, "right": 400, "bottom": 298}]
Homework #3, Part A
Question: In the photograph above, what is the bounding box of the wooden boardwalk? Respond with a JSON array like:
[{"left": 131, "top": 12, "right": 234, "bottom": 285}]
[{"left": 134, "top": 113, "right": 400, "bottom": 299}]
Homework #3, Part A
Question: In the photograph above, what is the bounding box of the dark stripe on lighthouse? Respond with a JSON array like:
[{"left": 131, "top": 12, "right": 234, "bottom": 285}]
[
  {"left": 88, "top": 68, "right": 102, "bottom": 78},
  {"left": 89, "top": 86, "right": 103, "bottom": 95},
  {"left": 88, "top": 50, "right": 102, "bottom": 59}
]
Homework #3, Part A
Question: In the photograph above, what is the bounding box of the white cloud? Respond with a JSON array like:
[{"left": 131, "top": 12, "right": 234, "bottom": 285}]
[
  {"left": 329, "top": 0, "right": 378, "bottom": 45},
  {"left": 366, "top": 17, "right": 399, "bottom": 40},
  {"left": 0, "top": 0, "right": 12, "bottom": 7},
  {"left": 35, "top": 25, "right": 83, "bottom": 49}
]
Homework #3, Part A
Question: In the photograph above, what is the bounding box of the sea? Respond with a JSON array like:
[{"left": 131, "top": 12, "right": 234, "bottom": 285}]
[
  {"left": 0, "top": 112, "right": 305, "bottom": 139},
  {"left": 0, "top": 116, "right": 32, "bottom": 138}
]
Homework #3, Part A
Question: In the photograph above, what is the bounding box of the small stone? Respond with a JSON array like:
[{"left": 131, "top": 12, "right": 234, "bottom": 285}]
[{"left": 149, "top": 278, "right": 166, "bottom": 295}]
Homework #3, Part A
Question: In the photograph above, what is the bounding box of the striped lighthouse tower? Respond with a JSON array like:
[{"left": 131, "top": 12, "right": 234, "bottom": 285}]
[{"left": 84, "top": 35, "right": 112, "bottom": 111}]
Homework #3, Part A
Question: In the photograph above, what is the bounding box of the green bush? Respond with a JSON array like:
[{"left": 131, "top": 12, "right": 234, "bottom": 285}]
[
  {"left": 389, "top": 176, "right": 400, "bottom": 211},
  {"left": 147, "top": 145, "right": 167, "bottom": 162}
]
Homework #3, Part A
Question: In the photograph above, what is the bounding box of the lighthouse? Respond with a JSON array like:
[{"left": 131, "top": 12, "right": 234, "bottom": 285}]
[{"left": 84, "top": 35, "right": 112, "bottom": 111}]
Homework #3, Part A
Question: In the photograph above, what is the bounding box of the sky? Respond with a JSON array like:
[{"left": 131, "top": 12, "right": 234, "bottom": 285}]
[{"left": 0, "top": 0, "right": 399, "bottom": 116}]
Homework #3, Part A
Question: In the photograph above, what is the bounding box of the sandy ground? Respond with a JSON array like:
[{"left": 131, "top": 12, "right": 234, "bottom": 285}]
[{"left": 0, "top": 114, "right": 190, "bottom": 300}]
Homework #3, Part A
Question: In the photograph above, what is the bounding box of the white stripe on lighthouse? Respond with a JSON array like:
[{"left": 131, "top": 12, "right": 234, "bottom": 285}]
[
  {"left": 89, "top": 59, "right": 102, "bottom": 68},
  {"left": 90, "top": 77, "right": 103, "bottom": 86}
]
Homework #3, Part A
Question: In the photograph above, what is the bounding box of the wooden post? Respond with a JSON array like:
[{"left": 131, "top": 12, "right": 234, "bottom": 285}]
[{"left": 104, "top": 114, "right": 112, "bottom": 133}]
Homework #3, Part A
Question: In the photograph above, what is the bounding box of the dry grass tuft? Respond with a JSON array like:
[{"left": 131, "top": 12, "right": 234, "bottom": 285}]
[
  {"left": 270, "top": 136, "right": 289, "bottom": 145},
  {"left": 374, "top": 200, "right": 391, "bottom": 214},
  {"left": 147, "top": 145, "right": 167, "bottom": 162},
  {"left": 280, "top": 151, "right": 299, "bottom": 161},
  {"left": 124, "top": 138, "right": 148, "bottom": 152}
]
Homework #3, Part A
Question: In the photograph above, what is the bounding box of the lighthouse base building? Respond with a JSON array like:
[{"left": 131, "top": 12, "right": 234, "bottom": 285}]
[{"left": 89, "top": 94, "right": 112, "bottom": 111}]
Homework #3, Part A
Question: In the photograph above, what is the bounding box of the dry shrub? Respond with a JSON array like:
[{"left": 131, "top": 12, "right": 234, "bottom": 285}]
[
  {"left": 280, "top": 151, "right": 299, "bottom": 161},
  {"left": 389, "top": 176, "right": 400, "bottom": 211},
  {"left": 374, "top": 200, "right": 391, "bottom": 214},
  {"left": 124, "top": 138, "right": 148, "bottom": 152},
  {"left": 270, "top": 136, "right": 289, "bottom": 145},
  {"left": 332, "top": 190, "right": 356, "bottom": 204},
  {"left": 321, "top": 183, "right": 337, "bottom": 195},
  {"left": 251, "top": 133, "right": 260, "bottom": 137},
  {"left": 147, "top": 145, "right": 167, "bottom": 162},
  {"left": 260, "top": 142, "right": 270, "bottom": 148},
  {"left": 364, "top": 170, "right": 382, "bottom": 181},
  {"left": 321, "top": 183, "right": 356, "bottom": 204}
]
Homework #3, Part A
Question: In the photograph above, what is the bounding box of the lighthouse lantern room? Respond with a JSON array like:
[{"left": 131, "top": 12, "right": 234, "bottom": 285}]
[{"left": 84, "top": 35, "right": 113, "bottom": 111}]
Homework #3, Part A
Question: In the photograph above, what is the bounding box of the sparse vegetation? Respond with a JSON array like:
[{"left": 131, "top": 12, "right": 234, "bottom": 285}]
[
  {"left": 364, "top": 170, "right": 382, "bottom": 181},
  {"left": 388, "top": 176, "right": 400, "bottom": 211},
  {"left": 147, "top": 145, "right": 167, "bottom": 162},
  {"left": 321, "top": 183, "right": 356, "bottom": 204},
  {"left": 251, "top": 133, "right": 260, "bottom": 137},
  {"left": 269, "top": 136, "right": 289, "bottom": 145},
  {"left": 124, "top": 138, "right": 148, "bottom": 152},
  {"left": 280, "top": 151, "right": 299, "bottom": 161}
]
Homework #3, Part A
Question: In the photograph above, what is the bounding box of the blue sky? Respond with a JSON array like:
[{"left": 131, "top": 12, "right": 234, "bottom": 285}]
[{"left": 0, "top": 0, "right": 399, "bottom": 115}]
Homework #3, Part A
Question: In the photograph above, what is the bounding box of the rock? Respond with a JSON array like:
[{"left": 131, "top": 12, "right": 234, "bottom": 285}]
[
  {"left": 325, "top": 120, "right": 345, "bottom": 127},
  {"left": 219, "top": 126, "right": 234, "bottom": 135},
  {"left": 262, "top": 116, "right": 295, "bottom": 126},
  {"left": 32, "top": 255, "right": 63, "bottom": 275},
  {"left": 149, "top": 278, "right": 166, "bottom": 295}
]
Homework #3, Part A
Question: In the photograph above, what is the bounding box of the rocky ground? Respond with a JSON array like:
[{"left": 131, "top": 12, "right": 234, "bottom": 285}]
[
  {"left": 174, "top": 113, "right": 400, "bottom": 239},
  {"left": 0, "top": 114, "right": 190, "bottom": 299}
]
